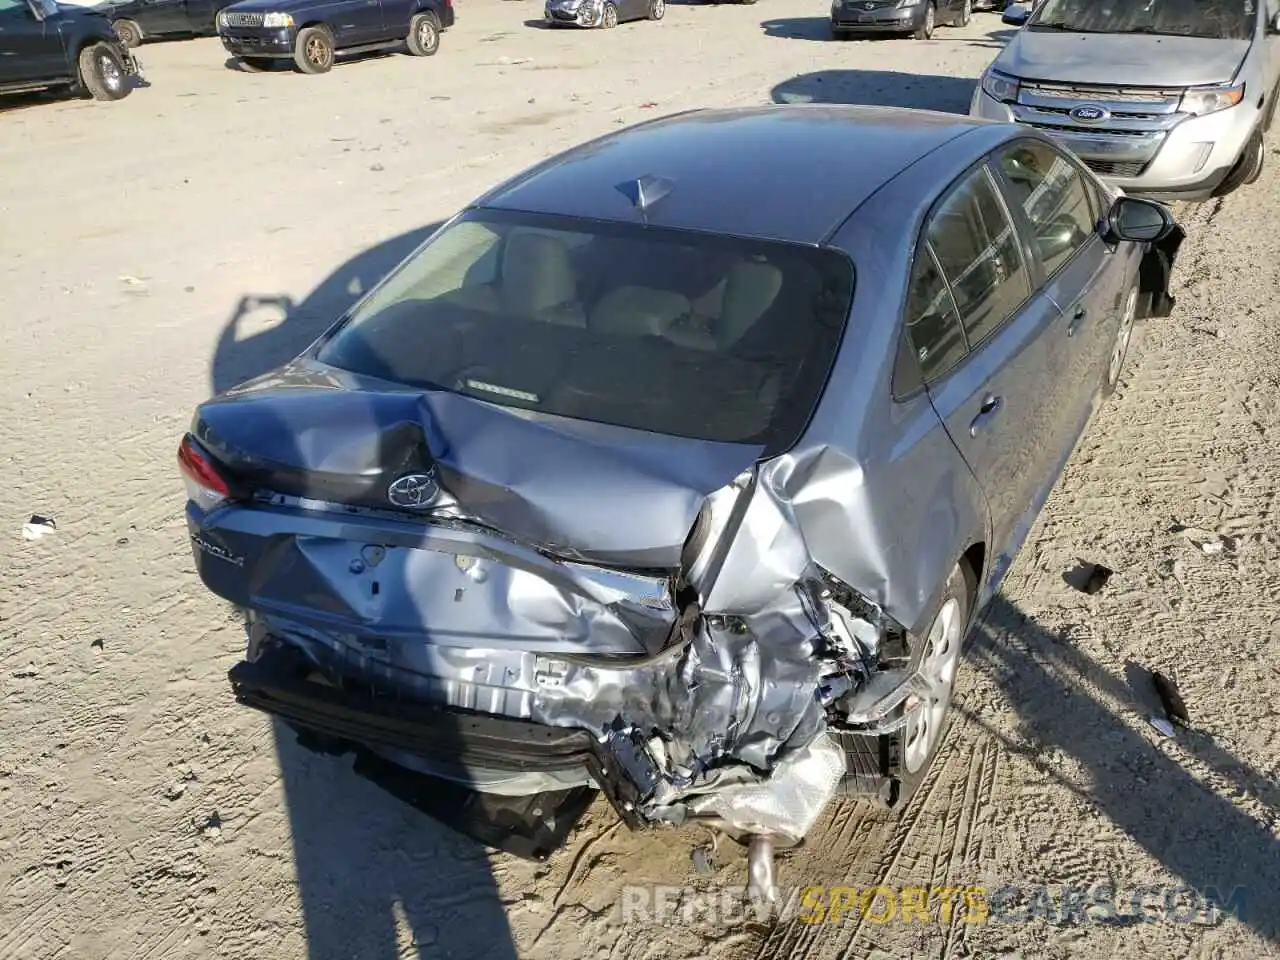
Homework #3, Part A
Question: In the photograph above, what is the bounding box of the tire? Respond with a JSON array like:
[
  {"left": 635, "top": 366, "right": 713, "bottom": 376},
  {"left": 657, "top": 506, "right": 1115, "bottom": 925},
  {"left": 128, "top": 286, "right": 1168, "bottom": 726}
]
[
  {"left": 647, "top": 0, "right": 665, "bottom": 19},
  {"left": 835, "top": 560, "right": 975, "bottom": 809},
  {"left": 406, "top": 12, "right": 440, "bottom": 55},
  {"left": 1102, "top": 285, "right": 1139, "bottom": 398},
  {"left": 1213, "top": 130, "right": 1264, "bottom": 196},
  {"left": 913, "top": 0, "right": 936, "bottom": 38},
  {"left": 601, "top": 2, "right": 618, "bottom": 26},
  {"left": 293, "top": 25, "right": 335, "bottom": 74},
  {"left": 112, "top": 19, "right": 142, "bottom": 48},
  {"left": 77, "top": 43, "right": 131, "bottom": 101},
  {"left": 957, "top": 0, "right": 971, "bottom": 25},
  {"left": 235, "top": 56, "right": 273, "bottom": 72}
]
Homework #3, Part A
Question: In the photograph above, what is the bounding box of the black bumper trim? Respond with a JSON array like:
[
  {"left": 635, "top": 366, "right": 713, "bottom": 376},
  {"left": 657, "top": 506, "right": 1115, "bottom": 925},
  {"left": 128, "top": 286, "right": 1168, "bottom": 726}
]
[{"left": 228, "top": 653, "right": 648, "bottom": 857}]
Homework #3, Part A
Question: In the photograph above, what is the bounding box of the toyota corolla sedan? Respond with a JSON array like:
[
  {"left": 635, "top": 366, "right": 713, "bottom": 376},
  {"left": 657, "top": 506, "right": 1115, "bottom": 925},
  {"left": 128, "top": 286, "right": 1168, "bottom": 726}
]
[{"left": 180, "top": 105, "right": 1182, "bottom": 885}]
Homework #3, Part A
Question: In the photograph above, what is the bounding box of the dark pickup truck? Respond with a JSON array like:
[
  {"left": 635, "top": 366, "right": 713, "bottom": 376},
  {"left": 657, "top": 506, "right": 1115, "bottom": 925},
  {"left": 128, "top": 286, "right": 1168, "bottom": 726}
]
[
  {"left": 104, "top": 0, "right": 238, "bottom": 47},
  {"left": 217, "top": 0, "right": 454, "bottom": 74},
  {"left": 0, "top": 0, "right": 140, "bottom": 101}
]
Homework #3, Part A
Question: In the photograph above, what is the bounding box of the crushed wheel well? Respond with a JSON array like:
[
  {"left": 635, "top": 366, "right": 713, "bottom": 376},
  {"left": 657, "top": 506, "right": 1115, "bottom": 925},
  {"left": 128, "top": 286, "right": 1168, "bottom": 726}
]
[{"left": 961, "top": 542, "right": 985, "bottom": 602}]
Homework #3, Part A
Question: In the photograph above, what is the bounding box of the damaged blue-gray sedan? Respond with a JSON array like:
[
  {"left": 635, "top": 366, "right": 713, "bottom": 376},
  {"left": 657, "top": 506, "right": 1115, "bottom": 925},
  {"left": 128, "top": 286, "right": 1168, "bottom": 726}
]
[{"left": 180, "top": 104, "right": 1183, "bottom": 887}]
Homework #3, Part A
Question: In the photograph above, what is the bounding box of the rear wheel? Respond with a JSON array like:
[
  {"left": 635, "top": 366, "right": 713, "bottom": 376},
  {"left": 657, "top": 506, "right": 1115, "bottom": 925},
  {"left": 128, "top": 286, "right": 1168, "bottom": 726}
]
[
  {"left": 601, "top": 2, "right": 618, "bottom": 26},
  {"left": 112, "top": 19, "right": 142, "bottom": 47},
  {"left": 835, "top": 561, "right": 974, "bottom": 809},
  {"left": 77, "top": 43, "right": 130, "bottom": 101},
  {"left": 647, "top": 0, "right": 665, "bottom": 19},
  {"left": 293, "top": 25, "right": 335, "bottom": 74},
  {"left": 913, "top": 0, "right": 936, "bottom": 38},
  {"left": 406, "top": 12, "right": 440, "bottom": 55}
]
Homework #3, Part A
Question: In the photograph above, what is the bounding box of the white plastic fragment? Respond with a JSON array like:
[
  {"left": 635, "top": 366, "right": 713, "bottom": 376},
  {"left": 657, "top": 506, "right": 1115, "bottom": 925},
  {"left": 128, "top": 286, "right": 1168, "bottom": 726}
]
[{"left": 22, "top": 515, "right": 57, "bottom": 541}]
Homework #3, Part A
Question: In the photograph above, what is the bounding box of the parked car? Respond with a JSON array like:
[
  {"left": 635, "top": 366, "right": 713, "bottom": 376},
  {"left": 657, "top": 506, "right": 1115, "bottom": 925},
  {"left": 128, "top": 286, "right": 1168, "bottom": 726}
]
[
  {"left": 104, "top": 0, "right": 237, "bottom": 47},
  {"left": 543, "top": 0, "right": 663, "bottom": 28},
  {"left": 830, "top": 0, "right": 972, "bottom": 40},
  {"left": 216, "top": 0, "right": 453, "bottom": 74},
  {"left": 971, "top": 0, "right": 1279, "bottom": 200},
  {"left": 180, "top": 104, "right": 1183, "bottom": 877},
  {"left": 0, "top": 0, "right": 139, "bottom": 101}
]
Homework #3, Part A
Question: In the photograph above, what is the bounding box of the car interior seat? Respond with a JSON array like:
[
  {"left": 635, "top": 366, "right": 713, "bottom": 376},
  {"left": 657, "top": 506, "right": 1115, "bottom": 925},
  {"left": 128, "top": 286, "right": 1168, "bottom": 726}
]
[{"left": 498, "top": 232, "right": 587, "bottom": 327}]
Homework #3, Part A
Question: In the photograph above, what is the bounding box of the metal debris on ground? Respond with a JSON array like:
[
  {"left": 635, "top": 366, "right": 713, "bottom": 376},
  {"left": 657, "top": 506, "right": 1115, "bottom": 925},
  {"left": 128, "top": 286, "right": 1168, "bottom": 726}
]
[
  {"left": 690, "top": 844, "right": 716, "bottom": 876},
  {"left": 1169, "top": 523, "right": 1237, "bottom": 556},
  {"left": 21, "top": 515, "right": 57, "bottom": 540},
  {"left": 1148, "top": 715, "right": 1176, "bottom": 738},
  {"left": 1064, "top": 560, "right": 1113, "bottom": 594}
]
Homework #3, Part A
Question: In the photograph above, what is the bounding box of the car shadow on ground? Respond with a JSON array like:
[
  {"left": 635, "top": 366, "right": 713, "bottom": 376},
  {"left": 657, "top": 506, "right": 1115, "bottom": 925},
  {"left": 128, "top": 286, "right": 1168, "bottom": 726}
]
[
  {"left": 961, "top": 595, "right": 1278, "bottom": 942},
  {"left": 760, "top": 17, "right": 1015, "bottom": 45},
  {"left": 208, "top": 223, "right": 522, "bottom": 960},
  {"left": 771, "top": 68, "right": 977, "bottom": 114},
  {"left": 210, "top": 223, "right": 438, "bottom": 394}
]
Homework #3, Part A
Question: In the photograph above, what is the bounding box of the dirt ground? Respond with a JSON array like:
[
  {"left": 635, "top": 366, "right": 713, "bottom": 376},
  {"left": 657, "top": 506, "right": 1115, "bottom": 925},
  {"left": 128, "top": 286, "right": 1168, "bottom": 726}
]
[{"left": 2, "top": 2, "right": 1279, "bottom": 958}]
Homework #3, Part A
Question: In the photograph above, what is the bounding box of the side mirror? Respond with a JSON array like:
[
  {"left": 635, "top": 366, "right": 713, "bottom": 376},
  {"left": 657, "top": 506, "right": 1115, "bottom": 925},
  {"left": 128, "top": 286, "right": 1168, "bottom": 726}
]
[
  {"left": 1002, "top": 2, "right": 1031, "bottom": 25},
  {"left": 1103, "top": 196, "right": 1175, "bottom": 244}
]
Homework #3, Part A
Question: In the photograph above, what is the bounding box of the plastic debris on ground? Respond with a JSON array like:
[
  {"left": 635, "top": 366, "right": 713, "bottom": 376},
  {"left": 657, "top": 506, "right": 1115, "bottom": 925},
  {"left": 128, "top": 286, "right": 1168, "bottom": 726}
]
[{"left": 21, "top": 515, "right": 57, "bottom": 541}]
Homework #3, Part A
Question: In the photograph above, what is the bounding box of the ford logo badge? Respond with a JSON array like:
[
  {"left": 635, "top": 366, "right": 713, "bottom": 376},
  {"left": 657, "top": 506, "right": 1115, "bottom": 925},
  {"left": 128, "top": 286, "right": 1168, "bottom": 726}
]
[
  {"left": 387, "top": 469, "right": 441, "bottom": 510},
  {"left": 1069, "top": 104, "right": 1110, "bottom": 124}
]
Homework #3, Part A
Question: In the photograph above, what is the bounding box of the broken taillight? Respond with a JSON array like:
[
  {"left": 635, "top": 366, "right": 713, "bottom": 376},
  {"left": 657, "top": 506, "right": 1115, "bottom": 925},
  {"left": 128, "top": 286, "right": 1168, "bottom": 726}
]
[{"left": 178, "top": 435, "right": 231, "bottom": 512}]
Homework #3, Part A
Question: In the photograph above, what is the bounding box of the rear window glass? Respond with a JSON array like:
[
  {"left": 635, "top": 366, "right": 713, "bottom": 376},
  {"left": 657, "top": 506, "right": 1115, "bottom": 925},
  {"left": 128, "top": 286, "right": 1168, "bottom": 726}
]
[{"left": 316, "top": 211, "right": 855, "bottom": 450}]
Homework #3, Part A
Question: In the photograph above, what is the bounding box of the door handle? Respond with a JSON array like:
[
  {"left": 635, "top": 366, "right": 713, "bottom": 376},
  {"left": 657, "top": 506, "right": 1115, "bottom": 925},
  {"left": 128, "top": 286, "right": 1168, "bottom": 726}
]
[
  {"left": 969, "top": 394, "right": 1003, "bottom": 437},
  {"left": 1067, "top": 305, "right": 1086, "bottom": 337}
]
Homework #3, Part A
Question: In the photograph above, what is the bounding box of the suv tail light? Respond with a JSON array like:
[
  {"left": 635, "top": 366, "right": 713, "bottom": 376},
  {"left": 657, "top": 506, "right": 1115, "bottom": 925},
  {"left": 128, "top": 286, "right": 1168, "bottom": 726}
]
[{"left": 178, "top": 435, "right": 232, "bottom": 512}]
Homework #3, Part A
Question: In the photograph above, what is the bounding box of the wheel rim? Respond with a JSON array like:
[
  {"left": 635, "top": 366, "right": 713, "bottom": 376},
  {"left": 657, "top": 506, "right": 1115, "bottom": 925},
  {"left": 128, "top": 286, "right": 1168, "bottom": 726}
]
[
  {"left": 653, "top": 0, "right": 664, "bottom": 14},
  {"left": 418, "top": 20, "right": 437, "bottom": 49},
  {"left": 903, "top": 597, "right": 962, "bottom": 774},
  {"left": 962, "top": 0, "right": 971, "bottom": 21},
  {"left": 306, "top": 36, "right": 330, "bottom": 66},
  {"left": 100, "top": 55, "right": 123, "bottom": 92},
  {"left": 605, "top": 4, "right": 617, "bottom": 25},
  {"left": 925, "top": 5, "right": 934, "bottom": 34},
  {"left": 1108, "top": 288, "right": 1138, "bottom": 388}
]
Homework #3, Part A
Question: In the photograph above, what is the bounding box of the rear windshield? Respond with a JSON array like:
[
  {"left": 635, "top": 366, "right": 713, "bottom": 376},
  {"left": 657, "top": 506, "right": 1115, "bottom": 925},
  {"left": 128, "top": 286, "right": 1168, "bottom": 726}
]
[
  {"left": 316, "top": 210, "right": 855, "bottom": 450},
  {"left": 1030, "top": 0, "right": 1254, "bottom": 40}
]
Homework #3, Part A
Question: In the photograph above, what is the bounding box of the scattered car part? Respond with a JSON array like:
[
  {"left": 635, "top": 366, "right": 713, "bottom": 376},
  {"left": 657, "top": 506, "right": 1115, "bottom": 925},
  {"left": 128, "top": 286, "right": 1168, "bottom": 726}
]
[
  {"left": 1064, "top": 561, "right": 1113, "bottom": 595},
  {"left": 21, "top": 516, "right": 57, "bottom": 541},
  {"left": 1152, "top": 671, "right": 1191, "bottom": 728}
]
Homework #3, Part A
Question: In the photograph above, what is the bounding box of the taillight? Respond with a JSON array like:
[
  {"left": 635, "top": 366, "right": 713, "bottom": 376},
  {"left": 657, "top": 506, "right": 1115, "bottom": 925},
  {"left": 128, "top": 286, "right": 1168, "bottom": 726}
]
[{"left": 178, "top": 435, "right": 231, "bottom": 512}]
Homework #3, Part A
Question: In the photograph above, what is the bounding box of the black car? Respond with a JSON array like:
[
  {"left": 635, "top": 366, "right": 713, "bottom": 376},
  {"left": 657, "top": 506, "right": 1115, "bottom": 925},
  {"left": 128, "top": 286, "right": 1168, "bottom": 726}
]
[
  {"left": 216, "top": 0, "right": 454, "bottom": 74},
  {"left": 104, "top": 0, "right": 237, "bottom": 47},
  {"left": 830, "top": 0, "right": 972, "bottom": 39},
  {"left": 0, "top": 0, "right": 139, "bottom": 101}
]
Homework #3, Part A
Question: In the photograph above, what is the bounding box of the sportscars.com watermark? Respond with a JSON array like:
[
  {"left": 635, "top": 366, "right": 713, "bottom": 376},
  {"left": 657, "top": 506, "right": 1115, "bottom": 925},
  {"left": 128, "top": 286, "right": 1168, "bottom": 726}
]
[{"left": 619, "top": 884, "right": 1248, "bottom": 927}]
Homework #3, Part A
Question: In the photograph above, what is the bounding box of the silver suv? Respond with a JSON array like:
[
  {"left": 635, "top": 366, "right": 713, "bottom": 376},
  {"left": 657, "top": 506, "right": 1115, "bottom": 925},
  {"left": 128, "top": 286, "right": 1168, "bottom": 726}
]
[{"left": 971, "top": 0, "right": 1280, "bottom": 200}]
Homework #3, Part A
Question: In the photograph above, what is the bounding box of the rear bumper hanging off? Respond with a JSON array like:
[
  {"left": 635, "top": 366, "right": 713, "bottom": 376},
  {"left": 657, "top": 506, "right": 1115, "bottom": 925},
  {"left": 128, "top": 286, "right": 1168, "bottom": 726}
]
[{"left": 228, "top": 650, "right": 651, "bottom": 858}]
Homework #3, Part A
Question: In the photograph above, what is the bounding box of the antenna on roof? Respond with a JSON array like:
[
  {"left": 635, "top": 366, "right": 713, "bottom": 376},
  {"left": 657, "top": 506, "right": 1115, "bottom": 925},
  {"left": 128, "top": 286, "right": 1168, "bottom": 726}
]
[{"left": 616, "top": 175, "right": 674, "bottom": 225}]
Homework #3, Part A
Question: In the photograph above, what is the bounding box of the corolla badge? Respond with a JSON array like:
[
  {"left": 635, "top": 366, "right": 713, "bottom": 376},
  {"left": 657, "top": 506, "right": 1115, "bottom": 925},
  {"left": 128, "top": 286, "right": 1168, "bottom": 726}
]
[
  {"left": 387, "top": 469, "right": 441, "bottom": 510},
  {"left": 1069, "top": 104, "right": 1110, "bottom": 124}
]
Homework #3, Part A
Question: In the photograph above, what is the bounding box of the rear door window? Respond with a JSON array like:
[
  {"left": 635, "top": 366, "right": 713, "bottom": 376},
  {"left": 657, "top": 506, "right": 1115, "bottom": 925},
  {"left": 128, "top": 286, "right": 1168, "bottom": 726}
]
[{"left": 926, "top": 166, "right": 1032, "bottom": 349}]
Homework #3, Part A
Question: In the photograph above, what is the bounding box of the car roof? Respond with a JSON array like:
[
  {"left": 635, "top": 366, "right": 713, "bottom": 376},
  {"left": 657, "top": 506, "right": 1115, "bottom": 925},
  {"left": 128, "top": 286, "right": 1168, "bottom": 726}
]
[{"left": 474, "top": 105, "right": 993, "bottom": 244}]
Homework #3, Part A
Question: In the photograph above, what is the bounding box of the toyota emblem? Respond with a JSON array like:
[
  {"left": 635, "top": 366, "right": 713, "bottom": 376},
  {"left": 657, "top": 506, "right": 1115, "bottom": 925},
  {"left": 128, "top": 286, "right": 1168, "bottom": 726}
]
[{"left": 387, "top": 469, "right": 441, "bottom": 510}]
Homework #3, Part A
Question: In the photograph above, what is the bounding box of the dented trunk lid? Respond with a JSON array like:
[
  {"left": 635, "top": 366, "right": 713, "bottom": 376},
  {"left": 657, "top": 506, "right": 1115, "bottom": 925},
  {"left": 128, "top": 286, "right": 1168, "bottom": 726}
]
[{"left": 187, "top": 364, "right": 761, "bottom": 657}]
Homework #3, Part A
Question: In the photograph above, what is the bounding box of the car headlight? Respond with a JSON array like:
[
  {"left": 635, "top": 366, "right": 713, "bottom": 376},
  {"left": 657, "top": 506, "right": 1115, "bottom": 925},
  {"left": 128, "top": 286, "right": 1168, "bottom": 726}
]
[
  {"left": 216, "top": 10, "right": 228, "bottom": 27},
  {"left": 981, "top": 69, "right": 1020, "bottom": 103},
  {"left": 262, "top": 11, "right": 295, "bottom": 27},
  {"left": 1179, "top": 82, "right": 1245, "bottom": 116},
  {"left": 897, "top": 0, "right": 921, "bottom": 7}
]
